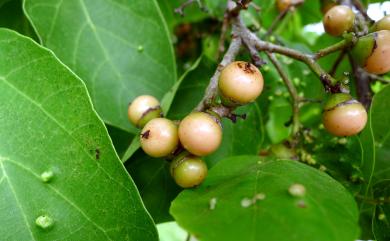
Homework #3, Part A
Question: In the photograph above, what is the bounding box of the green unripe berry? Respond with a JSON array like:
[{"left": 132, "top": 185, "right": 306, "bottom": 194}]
[
  {"left": 219, "top": 61, "right": 264, "bottom": 106},
  {"left": 322, "top": 94, "right": 367, "bottom": 137},
  {"left": 170, "top": 155, "right": 208, "bottom": 188},
  {"left": 178, "top": 112, "right": 222, "bottom": 156},
  {"left": 351, "top": 30, "right": 390, "bottom": 74},
  {"left": 323, "top": 5, "right": 355, "bottom": 36},
  {"left": 128, "top": 95, "right": 162, "bottom": 128},
  {"left": 374, "top": 15, "right": 390, "bottom": 31},
  {"left": 140, "top": 118, "right": 179, "bottom": 158}
]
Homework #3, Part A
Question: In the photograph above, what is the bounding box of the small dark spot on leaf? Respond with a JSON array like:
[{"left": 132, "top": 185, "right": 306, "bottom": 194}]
[
  {"left": 297, "top": 200, "right": 307, "bottom": 208},
  {"left": 95, "top": 148, "right": 100, "bottom": 160}
]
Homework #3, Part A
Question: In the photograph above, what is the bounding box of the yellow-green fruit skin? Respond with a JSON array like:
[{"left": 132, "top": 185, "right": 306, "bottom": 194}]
[
  {"left": 277, "top": 0, "right": 291, "bottom": 12},
  {"left": 219, "top": 61, "right": 264, "bottom": 105},
  {"left": 140, "top": 118, "right": 178, "bottom": 158},
  {"left": 365, "top": 30, "right": 390, "bottom": 74},
  {"left": 178, "top": 112, "right": 222, "bottom": 156},
  {"left": 375, "top": 15, "right": 390, "bottom": 31},
  {"left": 170, "top": 156, "right": 208, "bottom": 188},
  {"left": 323, "top": 103, "right": 367, "bottom": 137},
  {"left": 323, "top": 5, "right": 355, "bottom": 36},
  {"left": 128, "top": 95, "right": 161, "bottom": 127}
]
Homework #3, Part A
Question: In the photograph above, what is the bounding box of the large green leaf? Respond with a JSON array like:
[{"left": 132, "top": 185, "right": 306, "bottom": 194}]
[
  {"left": 0, "top": 29, "right": 157, "bottom": 240},
  {"left": 360, "top": 85, "right": 390, "bottom": 196},
  {"left": 372, "top": 180, "right": 390, "bottom": 241},
  {"left": 171, "top": 156, "right": 360, "bottom": 241},
  {"left": 126, "top": 150, "right": 181, "bottom": 224},
  {"left": 24, "top": 0, "right": 176, "bottom": 134}
]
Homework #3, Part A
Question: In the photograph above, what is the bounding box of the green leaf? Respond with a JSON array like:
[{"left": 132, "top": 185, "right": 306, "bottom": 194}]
[
  {"left": 360, "top": 85, "right": 390, "bottom": 195},
  {"left": 126, "top": 150, "right": 181, "bottom": 223},
  {"left": 171, "top": 156, "right": 360, "bottom": 241},
  {"left": 106, "top": 124, "right": 133, "bottom": 158},
  {"left": 24, "top": 0, "right": 177, "bottom": 134},
  {"left": 0, "top": 29, "right": 157, "bottom": 240},
  {"left": 265, "top": 97, "right": 292, "bottom": 144},
  {"left": 372, "top": 180, "right": 390, "bottom": 241}
]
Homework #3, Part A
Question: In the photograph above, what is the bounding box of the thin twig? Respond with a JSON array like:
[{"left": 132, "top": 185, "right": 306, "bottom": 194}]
[
  {"left": 216, "top": 11, "right": 230, "bottom": 60},
  {"left": 175, "top": 0, "right": 196, "bottom": 16},
  {"left": 348, "top": 53, "right": 372, "bottom": 108},
  {"left": 329, "top": 50, "right": 346, "bottom": 76},
  {"left": 266, "top": 52, "right": 300, "bottom": 139},
  {"left": 367, "top": 73, "right": 390, "bottom": 84},
  {"left": 265, "top": 0, "right": 304, "bottom": 38},
  {"left": 314, "top": 34, "right": 356, "bottom": 60},
  {"left": 196, "top": 35, "right": 242, "bottom": 111},
  {"left": 246, "top": 43, "right": 266, "bottom": 67},
  {"left": 265, "top": 7, "right": 290, "bottom": 38},
  {"left": 351, "top": 0, "right": 372, "bottom": 23},
  {"left": 234, "top": 17, "right": 342, "bottom": 92},
  {"left": 175, "top": 0, "right": 207, "bottom": 16}
]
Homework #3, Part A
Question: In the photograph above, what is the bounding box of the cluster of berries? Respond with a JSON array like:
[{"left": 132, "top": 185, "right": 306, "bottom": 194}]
[{"left": 128, "top": 61, "right": 264, "bottom": 188}]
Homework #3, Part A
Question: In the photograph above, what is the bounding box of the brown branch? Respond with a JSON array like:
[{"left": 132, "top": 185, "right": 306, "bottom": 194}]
[
  {"left": 246, "top": 43, "right": 266, "bottom": 67},
  {"left": 367, "top": 73, "right": 390, "bottom": 84},
  {"left": 175, "top": 0, "right": 207, "bottom": 16},
  {"left": 351, "top": 0, "right": 373, "bottom": 23},
  {"left": 216, "top": 11, "right": 230, "bottom": 60},
  {"left": 234, "top": 17, "right": 343, "bottom": 92},
  {"left": 195, "top": 34, "right": 242, "bottom": 111},
  {"left": 196, "top": 0, "right": 359, "bottom": 113},
  {"left": 348, "top": 53, "right": 372, "bottom": 108}
]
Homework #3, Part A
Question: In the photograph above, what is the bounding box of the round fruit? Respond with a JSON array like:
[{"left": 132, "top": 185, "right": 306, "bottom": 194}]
[
  {"left": 375, "top": 15, "right": 390, "bottom": 31},
  {"left": 170, "top": 155, "right": 208, "bottom": 188},
  {"left": 276, "top": 0, "right": 291, "bottom": 12},
  {"left": 178, "top": 112, "right": 222, "bottom": 156},
  {"left": 323, "top": 5, "right": 355, "bottom": 36},
  {"left": 128, "top": 95, "right": 162, "bottom": 128},
  {"left": 322, "top": 93, "right": 367, "bottom": 136},
  {"left": 219, "top": 61, "right": 264, "bottom": 105},
  {"left": 365, "top": 30, "right": 390, "bottom": 74},
  {"left": 140, "top": 118, "right": 179, "bottom": 158}
]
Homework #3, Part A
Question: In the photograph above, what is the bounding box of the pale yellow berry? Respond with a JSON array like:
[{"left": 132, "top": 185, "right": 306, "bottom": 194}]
[
  {"left": 128, "top": 95, "right": 161, "bottom": 128},
  {"left": 140, "top": 118, "right": 178, "bottom": 158},
  {"left": 178, "top": 112, "right": 222, "bottom": 156},
  {"left": 219, "top": 61, "right": 264, "bottom": 105},
  {"left": 323, "top": 5, "right": 355, "bottom": 36}
]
